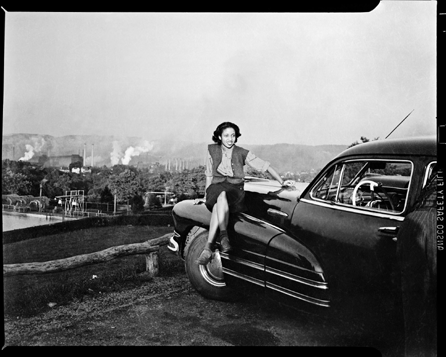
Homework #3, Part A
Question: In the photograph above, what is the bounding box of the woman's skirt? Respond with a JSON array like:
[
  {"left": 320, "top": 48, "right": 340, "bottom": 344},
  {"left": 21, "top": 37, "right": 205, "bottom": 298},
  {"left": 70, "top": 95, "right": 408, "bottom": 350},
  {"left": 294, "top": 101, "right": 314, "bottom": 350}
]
[{"left": 205, "top": 181, "right": 246, "bottom": 213}]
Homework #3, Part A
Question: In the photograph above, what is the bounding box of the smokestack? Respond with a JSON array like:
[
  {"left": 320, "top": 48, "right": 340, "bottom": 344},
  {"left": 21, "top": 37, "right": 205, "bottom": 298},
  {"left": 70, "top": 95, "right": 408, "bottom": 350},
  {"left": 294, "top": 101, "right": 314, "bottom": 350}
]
[
  {"left": 12, "top": 145, "right": 15, "bottom": 160},
  {"left": 83, "top": 143, "right": 86, "bottom": 167}
]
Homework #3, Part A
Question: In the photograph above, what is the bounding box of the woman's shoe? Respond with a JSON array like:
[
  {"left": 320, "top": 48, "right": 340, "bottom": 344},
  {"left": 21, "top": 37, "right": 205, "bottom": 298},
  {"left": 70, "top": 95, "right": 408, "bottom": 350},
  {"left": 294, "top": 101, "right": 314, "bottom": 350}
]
[
  {"left": 219, "top": 237, "right": 232, "bottom": 253},
  {"left": 196, "top": 248, "right": 213, "bottom": 265}
]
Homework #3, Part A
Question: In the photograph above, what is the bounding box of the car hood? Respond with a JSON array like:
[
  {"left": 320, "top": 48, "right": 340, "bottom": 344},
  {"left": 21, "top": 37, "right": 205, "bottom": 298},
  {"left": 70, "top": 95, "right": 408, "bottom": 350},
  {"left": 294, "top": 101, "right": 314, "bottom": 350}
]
[{"left": 244, "top": 178, "right": 310, "bottom": 200}]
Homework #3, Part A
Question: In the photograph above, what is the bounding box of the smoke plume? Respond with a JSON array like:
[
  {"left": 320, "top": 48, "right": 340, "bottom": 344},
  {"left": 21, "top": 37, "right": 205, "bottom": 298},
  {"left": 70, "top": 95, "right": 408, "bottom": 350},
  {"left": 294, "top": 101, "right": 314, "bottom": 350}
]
[
  {"left": 18, "top": 137, "right": 46, "bottom": 161},
  {"left": 110, "top": 141, "right": 123, "bottom": 166},
  {"left": 121, "top": 140, "right": 154, "bottom": 165},
  {"left": 19, "top": 144, "right": 35, "bottom": 161}
]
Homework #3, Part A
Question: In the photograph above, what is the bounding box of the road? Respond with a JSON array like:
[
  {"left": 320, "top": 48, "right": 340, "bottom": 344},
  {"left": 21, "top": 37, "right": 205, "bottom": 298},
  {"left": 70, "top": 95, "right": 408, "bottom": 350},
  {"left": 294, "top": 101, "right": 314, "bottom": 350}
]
[{"left": 3, "top": 273, "right": 404, "bottom": 355}]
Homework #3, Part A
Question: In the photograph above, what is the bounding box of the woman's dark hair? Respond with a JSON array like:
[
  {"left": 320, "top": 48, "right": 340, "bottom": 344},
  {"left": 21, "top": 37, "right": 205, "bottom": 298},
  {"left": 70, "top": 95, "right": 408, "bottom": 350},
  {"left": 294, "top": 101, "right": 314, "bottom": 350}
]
[{"left": 212, "top": 122, "right": 242, "bottom": 144}]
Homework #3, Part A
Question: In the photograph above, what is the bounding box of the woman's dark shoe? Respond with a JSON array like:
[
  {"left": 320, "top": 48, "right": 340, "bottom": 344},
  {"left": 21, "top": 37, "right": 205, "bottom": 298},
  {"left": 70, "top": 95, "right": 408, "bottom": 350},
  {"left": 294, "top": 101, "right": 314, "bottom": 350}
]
[
  {"left": 219, "top": 236, "right": 232, "bottom": 253},
  {"left": 196, "top": 248, "right": 213, "bottom": 265}
]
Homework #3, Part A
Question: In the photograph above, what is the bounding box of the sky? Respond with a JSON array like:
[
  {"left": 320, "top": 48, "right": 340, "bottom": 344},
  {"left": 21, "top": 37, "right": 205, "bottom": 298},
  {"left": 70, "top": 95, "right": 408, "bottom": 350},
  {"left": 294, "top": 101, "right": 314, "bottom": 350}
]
[{"left": 2, "top": 2, "right": 437, "bottom": 146}]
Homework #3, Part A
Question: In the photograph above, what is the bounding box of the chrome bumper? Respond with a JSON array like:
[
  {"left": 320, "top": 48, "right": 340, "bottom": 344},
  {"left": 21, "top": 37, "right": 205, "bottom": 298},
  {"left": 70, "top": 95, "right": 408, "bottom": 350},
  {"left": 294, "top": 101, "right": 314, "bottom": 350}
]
[{"left": 167, "top": 231, "right": 180, "bottom": 253}]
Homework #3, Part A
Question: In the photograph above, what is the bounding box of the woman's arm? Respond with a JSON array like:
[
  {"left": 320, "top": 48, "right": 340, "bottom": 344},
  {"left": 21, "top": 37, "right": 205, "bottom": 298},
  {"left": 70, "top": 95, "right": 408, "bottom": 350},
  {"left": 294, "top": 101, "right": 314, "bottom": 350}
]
[
  {"left": 266, "top": 166, "right": 283, "bottom": 184},
  {"left": 205, "top": 176, "right": 213, "bottom": 192},
  {"left": 245, "top": 151, "right": 295, "bottom": 187},
  {"left": 267, "top": 166, "right": 295, "bottom": 187},
  {"left": 204, "top": 149, "right": 213, "bottom": 199}
]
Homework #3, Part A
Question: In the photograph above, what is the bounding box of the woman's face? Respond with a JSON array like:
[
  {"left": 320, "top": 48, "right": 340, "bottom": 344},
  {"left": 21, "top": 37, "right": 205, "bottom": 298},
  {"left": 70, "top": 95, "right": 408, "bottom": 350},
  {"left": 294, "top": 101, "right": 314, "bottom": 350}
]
[{"left": 219, "top": 127, "right": 236, "bottom": 149}]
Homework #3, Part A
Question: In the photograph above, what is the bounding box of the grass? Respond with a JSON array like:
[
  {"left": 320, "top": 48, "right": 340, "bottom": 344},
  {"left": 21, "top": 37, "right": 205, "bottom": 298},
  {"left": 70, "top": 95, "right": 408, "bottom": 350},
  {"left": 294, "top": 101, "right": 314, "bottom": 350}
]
[{"left": 3, "top": 225, "right": 184, "bottom": 318}]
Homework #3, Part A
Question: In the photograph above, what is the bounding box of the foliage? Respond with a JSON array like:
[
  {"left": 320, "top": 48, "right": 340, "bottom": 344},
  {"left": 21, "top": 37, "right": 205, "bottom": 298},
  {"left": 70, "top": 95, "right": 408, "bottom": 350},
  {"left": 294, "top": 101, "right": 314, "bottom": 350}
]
[
  {"left": 108, "top": 168, "right": 144, "bottom": 201},
  {"left": 2, "top": 169, "right": 32, "bottom": 195},
  {"left": 130, "top": 193, "right": 145, "bottom": 213},
  {"left": 348, "top": 136, "right": 380, "bottom": 148},
  {"left": 43, "top": 169, "right": 72, "bottom": 197},
  {"left": 146, "top": 193, "right": 163, "bottom": 209},
  {"left": 143, "top": 172, "right": 171, "bottom": 192},
  {"left": 100, "top": 185, "right": 115, "bottom": 204},
  {"left": 170, "top": 167, "right": 206, "bottom": 199},
  {"left": 2, "top": 160, "right": 205, "bottom": 206},
  {"left": 245, "top": 166, "right": 271, "bottom": 179}
]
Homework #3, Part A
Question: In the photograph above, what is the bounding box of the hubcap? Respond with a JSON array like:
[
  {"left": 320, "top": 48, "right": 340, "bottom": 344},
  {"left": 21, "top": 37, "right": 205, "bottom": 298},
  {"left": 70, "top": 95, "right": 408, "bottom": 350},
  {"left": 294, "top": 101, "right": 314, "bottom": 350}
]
[{"left": 199, "top": 250, "right": 226, "bottom": 287}]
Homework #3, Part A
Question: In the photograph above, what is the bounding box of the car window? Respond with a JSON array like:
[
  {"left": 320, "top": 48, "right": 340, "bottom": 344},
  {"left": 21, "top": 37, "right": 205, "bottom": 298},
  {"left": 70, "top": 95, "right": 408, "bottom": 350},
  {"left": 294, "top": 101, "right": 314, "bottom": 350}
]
[
  {"left": 312, "top": 164, "right": 342, "bottom": 201},
  {"left": 423, "top": 161, "right": 437, "bottom": 188},
  {"left": 311, "top": 160, "right": 413, "bottom": 214}
]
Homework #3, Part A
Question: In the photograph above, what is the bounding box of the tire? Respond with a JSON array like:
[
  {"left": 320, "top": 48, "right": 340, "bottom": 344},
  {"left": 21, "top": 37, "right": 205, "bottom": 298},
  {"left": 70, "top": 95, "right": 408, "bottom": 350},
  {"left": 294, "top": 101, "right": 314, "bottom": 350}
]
[{"left": 184, "top": 228, "right": 238, "bottom": 301}]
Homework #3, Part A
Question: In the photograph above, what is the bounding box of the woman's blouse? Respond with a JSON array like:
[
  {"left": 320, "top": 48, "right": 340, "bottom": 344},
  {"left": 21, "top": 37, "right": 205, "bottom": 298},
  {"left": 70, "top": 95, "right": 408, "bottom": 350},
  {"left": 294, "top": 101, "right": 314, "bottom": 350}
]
[{"left": 205, "top": 145, "right": 270, "bottom": 178}]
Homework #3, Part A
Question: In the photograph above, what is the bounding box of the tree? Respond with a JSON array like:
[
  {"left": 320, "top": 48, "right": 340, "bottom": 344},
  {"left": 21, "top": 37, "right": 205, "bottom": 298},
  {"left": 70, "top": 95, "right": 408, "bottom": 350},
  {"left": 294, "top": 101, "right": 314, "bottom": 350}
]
[
  {"left": 44, "top": 170, "right": 72, "bottom": 198},
  {"left": 245, "top": 166, "right": 270, "bottom": 179},
  {"left": 143, "top": 173, "right": 168, "bottom": 192},
  {"left": 87, "top": 167, "right": 113, "bottom": 201},
  {"left": 130, "top": 193, "right": 145, "bottom": 213},
  {"left": 170, "top": 166, "right": 206, "bottom": 198},
  {"left": 348, "top": 136, "right": 380, "bottom": 148},
  {"left": 100, "top": 185, "right": 114, "bottom": 204},
  {"left": 108, "top": 168, "right": 144, "bottom": 202},
  {"left": 146, "top": 193, "right": 162, "bottom": 210},
  {"left": 2, "top": 169, "right": 32, "bottom": 195}
]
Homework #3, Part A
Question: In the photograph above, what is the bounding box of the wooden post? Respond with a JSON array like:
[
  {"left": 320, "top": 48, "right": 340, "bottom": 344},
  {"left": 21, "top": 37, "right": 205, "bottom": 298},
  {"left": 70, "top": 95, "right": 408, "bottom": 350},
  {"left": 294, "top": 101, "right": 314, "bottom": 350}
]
[{"left": 145, "top": 251, "right": 159, "bottom": 277}]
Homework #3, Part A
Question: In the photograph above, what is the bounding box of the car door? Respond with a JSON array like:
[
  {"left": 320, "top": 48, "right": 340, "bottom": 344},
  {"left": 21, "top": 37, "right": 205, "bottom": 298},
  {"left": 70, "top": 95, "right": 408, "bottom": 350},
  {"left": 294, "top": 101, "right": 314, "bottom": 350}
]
[{"left": 285, "top": 157, "right": 415, "bottom": 298}]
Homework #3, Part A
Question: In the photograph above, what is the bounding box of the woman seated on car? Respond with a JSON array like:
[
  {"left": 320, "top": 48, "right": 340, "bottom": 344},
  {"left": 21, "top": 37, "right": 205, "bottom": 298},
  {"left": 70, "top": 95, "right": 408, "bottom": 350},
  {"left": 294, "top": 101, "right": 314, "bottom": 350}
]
[{"left": 196, "top": 121, "right": 295, "bottom": 265}]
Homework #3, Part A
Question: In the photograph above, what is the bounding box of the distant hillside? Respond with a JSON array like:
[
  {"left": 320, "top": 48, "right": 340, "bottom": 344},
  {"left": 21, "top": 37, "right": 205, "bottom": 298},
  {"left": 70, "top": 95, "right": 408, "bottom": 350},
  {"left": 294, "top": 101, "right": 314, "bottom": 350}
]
[
  {"left": 1, "top": 134, "right": 347, "bottom": 173},
  {"left": 244, "top": 143, "right": 347, "bottom": 174}
]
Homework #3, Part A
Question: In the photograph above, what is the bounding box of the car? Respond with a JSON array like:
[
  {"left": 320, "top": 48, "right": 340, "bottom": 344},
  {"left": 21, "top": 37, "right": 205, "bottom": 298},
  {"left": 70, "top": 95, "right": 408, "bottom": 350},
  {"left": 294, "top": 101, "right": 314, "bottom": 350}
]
[{"left": 167, "top": 136, "right": 436, "bottom": 313}]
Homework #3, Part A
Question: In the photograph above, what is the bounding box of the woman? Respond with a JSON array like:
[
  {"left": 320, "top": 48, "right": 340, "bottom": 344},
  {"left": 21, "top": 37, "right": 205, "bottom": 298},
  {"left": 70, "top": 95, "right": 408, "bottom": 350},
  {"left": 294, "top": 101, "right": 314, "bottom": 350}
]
[{"left": 196, "top": 121, "right": 295, "bottom": 265}]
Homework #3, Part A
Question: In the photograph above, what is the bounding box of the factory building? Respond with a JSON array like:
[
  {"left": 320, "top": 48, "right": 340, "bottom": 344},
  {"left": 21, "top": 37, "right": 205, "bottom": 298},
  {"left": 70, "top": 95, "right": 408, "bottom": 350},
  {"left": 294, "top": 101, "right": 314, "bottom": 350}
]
[{"left": 29, "top": 154, "right": 84, "bottom": 168}]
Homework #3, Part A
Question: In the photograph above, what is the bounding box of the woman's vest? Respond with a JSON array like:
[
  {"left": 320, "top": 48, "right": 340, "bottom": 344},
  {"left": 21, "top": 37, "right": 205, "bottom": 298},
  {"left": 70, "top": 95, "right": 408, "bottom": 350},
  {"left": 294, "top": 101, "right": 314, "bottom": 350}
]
[{"left": 208, "top": 144, "right": 249, "bottom": 184}]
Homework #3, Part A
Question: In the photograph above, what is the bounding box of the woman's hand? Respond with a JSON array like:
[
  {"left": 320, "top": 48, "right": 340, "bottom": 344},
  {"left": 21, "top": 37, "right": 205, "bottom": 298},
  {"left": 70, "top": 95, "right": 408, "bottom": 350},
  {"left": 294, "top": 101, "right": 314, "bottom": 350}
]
[{"left": 281, "top": 179, "right": 296, "bottom": 187}]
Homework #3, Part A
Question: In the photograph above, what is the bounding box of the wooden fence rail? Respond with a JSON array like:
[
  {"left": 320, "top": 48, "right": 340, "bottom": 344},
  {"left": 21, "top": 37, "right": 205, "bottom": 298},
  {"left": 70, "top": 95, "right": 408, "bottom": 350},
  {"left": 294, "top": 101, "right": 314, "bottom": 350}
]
[{"left": 3, "top": 233, "right": 173, "bottom": 277}]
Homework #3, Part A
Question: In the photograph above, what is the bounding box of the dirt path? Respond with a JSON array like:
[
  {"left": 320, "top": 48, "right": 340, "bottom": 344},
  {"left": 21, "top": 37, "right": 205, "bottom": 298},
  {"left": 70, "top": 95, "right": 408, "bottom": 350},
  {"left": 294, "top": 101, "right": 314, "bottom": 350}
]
[{"left": 3, "top": 273, "right": 404, "bottom": 354}]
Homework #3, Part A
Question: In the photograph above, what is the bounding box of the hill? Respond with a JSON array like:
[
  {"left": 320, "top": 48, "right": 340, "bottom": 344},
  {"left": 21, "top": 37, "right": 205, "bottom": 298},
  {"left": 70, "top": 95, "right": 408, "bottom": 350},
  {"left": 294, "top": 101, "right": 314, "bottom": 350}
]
[{"left": 1, "top": 134, "right": 347, "bottom": 174}]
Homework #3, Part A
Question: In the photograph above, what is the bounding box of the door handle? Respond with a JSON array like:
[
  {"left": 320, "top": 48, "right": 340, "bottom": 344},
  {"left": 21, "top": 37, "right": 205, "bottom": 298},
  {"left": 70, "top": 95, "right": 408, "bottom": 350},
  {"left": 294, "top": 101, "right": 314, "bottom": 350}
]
[
  {"left": 267, "top": 208, "right": 288, "bottom": 218},
  {"left": 378, "top": 226, "right": 399, "bottom": 241}
]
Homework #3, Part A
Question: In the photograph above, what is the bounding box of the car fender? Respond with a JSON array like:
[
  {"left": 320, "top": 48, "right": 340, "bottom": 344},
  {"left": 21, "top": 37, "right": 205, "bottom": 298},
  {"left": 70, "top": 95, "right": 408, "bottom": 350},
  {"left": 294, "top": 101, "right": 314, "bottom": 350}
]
[
  {"left": 264, "top": 232, "right": 330, "bottom": 307},
  {"left": 171, "top": 199, "right": 211, "bottom": 257}
]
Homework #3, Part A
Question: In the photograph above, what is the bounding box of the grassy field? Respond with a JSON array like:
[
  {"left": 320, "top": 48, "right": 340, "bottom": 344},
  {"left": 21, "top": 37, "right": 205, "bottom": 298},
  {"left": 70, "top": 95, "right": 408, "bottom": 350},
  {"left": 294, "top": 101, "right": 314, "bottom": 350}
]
[{"left": 3, "top": 225, "right": 184, "bottom": 317}]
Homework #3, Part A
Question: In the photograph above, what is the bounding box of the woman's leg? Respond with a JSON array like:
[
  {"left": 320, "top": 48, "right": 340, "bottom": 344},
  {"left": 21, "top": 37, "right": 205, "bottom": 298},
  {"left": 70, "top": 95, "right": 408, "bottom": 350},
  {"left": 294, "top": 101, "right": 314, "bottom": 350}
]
[
  {"left": 216, "top": 191, "right": 229, "bottom": 231},
  {"left": 207, "top": 205, "right": 219, "bottom": 245},
  {"left": 197, "top": 191, "right": 230, "bottom": 264},
  {"left": 215, "top": 191, "right": 232, "bottom": 252},
  {"left": 206, "top": 191, "right": 229, "bottom": 245}
]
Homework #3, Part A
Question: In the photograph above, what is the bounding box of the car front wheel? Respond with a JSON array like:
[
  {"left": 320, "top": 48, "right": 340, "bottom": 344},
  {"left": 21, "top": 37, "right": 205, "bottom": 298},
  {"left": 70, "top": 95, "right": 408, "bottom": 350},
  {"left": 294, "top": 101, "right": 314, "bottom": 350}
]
[{"left": 184, "top": 228, "right": 238, "bottom": 301}]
